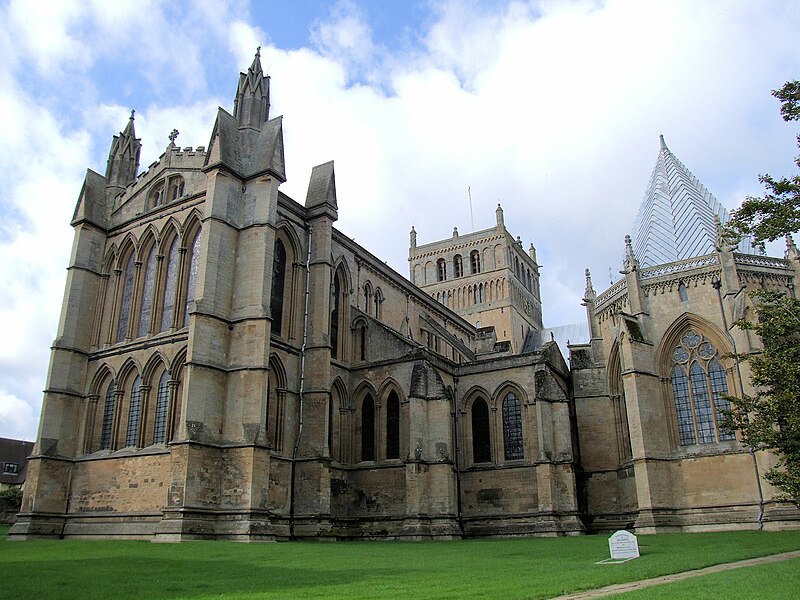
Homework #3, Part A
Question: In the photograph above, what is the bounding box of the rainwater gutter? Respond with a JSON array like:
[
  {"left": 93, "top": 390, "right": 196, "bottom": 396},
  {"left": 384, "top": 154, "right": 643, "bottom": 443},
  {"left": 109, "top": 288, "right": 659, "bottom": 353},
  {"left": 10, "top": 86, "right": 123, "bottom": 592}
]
[{"left": 289, "top": 225, "right": 313, "bottom": 540}]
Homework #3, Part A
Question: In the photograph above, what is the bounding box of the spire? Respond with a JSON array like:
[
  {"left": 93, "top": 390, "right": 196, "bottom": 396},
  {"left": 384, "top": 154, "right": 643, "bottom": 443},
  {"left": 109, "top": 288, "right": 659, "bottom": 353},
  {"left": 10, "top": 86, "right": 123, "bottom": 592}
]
[
  {"left": 786, "top": 233, "right": 799, "bottom": 260},
  {"left": 632, "top": 135, "right": 759, "bottom": 267},
  {"left": 105, "top": 110, "right": 141, "bottom": 194},
  {"left": 233, "top": 47, "right": 270, "bottom": 129},
  {"left": 410, "top": 226, "right": 417, "bottom": 248}
]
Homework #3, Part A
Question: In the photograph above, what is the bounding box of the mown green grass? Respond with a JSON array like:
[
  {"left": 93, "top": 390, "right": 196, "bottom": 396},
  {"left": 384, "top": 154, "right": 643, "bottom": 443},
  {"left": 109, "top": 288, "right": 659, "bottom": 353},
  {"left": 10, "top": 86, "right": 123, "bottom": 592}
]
[
  {"left": 2, "top": 528, "right": 799, "bottom": 599},
  {"left": 607, "top": 556, "right": 800, "bottom": 599}
]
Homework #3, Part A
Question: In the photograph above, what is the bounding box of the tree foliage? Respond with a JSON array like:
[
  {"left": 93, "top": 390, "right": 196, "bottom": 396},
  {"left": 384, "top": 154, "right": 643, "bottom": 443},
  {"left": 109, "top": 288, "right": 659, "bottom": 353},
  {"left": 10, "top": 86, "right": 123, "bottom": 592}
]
[
  {"left": 724, "top": 80, "right": 800, "bottom": 503},
  {"left": 724, "top": 290, "right": 800, "bottom": 502},
  {"left": 728, "top": 80, "right": 800, "bottom": 244}
]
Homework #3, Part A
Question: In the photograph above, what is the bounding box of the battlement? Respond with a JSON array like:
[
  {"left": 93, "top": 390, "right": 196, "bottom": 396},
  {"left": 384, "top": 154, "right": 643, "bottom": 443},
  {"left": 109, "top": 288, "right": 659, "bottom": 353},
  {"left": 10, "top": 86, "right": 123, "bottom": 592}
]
[{"left": 115, "top": 145, "right": 208, "bottom": 207}]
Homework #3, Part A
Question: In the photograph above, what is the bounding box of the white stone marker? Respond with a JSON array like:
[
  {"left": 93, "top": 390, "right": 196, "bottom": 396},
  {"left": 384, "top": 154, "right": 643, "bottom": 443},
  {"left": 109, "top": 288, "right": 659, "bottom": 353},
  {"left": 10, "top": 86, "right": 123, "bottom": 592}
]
[{"left": 609, "top": 530, "right": 640, "bottom": 560}]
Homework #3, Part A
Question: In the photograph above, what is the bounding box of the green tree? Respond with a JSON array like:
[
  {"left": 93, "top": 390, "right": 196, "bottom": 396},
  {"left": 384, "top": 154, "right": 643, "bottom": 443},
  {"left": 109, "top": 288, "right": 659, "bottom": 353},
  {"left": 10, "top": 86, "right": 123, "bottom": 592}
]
[{"left": 725, "top": 81, "right": 800, "bottom": 503}]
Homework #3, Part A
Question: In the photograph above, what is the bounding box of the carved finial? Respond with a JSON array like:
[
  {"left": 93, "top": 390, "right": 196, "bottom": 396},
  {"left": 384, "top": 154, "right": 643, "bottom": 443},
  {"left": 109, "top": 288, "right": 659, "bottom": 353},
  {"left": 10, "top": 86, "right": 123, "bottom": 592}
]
[
  {"left": 410, "top": 225, "right": 417, "bottom": 248},
  {"left": 168, "top": 129, "right": 179, "bottom": 146},
  {"left": 659, "top": 134, "right": 667, "bottom": 150},
  {"left": 496, "top": 203, "right": 504, "bottom": 227},
  {"left": 256, "top": 46, "right": 261, "bottom": 57},
  {"left": 786, "top": 234, "right": 798, "bottom": 259},
  {"left": 584, "top": 268, "right": 595, "bottom": 298},
  {"left": 529, "top": 243, "right": 537, "bottom": 263},
  {"left": 623, "top": 234, "right": 639, "bottom": 272},
  {"left": 453, "top": 226, "right": 459, "bottom": 239},
  {"left": 130, "top": 109, "right": 135, "bottom": 120}
]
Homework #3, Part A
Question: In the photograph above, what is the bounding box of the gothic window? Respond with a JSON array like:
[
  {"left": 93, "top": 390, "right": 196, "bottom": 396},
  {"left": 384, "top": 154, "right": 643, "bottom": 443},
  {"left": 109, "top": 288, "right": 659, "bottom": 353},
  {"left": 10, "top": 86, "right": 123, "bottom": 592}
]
[
  {"left": 271, "top": 238, "right": 286, "bottom": 335},
  {"left": 470, "top": 250, "right": 481, "bottom": 274},
  {"left": 117, "top": 252, "right": 135, "bottom": 342},
  {"left": 153, "top": 371, "right": 170, "bottom": 444},
  {"left": 364, "top": 283, "right": 372, "bottom": 315},
  {"left": 125, "top": 375, "right": 142, "bottom": 447},
  {"left": 373, "top": 288, "right": 382, "bottom": 319},
  {"left": 678, "top": 282, "right": 688, "bottom": 302},
  {"left": 138, "top": 245, "right": 157, "bottom": 337},
  {"left": 454, "top": 255, "right": 463, "bottom": 278},
  {"left": 386, "top": 391, "right": 400, "bottom": 460},
  {"left": 358, "top": 323, "right": 367, "bottom": 362},
  {"left": 184, "top": 228, "right": 202, "bottom": 327},
  {"left": 161, "top": 238, "right": 179, "bottom": 331},
  {"left": 100, "top": 381, "right": 116, "bottom": 450},
  {"left": 331, "top": 270, "right": 341, "bottom": 359},
  {"left": 361, "top": 394, "right": 375, "bottom": 461},
  {"left": 670, "top": 330, "right": 736, "bottom": 445},
  {"left": 437, "top": 258, "right": 447, "bottom": 281},
  {"left": 471, "top": 397, "right": 491, "bottom": 463},
  {"left": 150, "top": 183, "right": 165, "bottom": 208},
  {"left": 170, "top": 176, "right": 185, "bottom": 201},
  {"left": 502, "top": 392, "right": 524, "bottom": 460}
]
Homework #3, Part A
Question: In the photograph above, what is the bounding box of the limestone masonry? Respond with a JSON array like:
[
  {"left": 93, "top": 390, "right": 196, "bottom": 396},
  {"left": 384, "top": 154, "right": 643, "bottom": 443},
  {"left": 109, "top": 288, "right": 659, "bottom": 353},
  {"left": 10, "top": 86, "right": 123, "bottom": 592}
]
[{"left": 11, "top": 51, "right": 800, "bottom": 540}]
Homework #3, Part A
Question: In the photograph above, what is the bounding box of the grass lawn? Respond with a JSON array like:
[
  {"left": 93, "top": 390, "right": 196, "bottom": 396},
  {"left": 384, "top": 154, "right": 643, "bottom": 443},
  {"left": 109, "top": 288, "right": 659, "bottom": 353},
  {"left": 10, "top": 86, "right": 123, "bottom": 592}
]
[{"left": 1, "top": 527, "right": 799, "bottom": 599}]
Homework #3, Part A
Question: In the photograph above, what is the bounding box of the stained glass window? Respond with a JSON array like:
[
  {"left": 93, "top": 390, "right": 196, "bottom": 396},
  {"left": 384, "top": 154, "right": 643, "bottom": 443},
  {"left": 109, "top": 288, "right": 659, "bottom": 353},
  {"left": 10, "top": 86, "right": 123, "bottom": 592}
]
[
  {"left": 125, "top": 376, "right": 141, "bottom": 447},
  {"left": 472, "top": 398, "right": 491, "bottom": 463},
  {"left": 153, "top": 371, "right": 170, "bottom": 444},
  {"left": 270, "top": 239, "right": 286, "bottom": 335},
  {"left": 361, "top": 395, "right": 375, "bottom": 461},
  {"left": 502, "top": 392, "right": 524, "bottom": 460},
  {"left": 160, "top": 238, "right": 179, "bottom": 331},
  {"left": 138, "top": 246, "right": 156, "bottom": 337},
  {"left": 100, "top": 382, "right": 116, "bottom": 450},
  {"left": 117, "top": 253, "right": 135, "bottom": 342},
  {"left": 184, "top": 229, "right": 202, "bottom": 327},
  {"left": 670, "top": 330, "right": 734, "bottom": 445},
  {"left": 386, "top": 391, "right": 400, "bottom": 460}
]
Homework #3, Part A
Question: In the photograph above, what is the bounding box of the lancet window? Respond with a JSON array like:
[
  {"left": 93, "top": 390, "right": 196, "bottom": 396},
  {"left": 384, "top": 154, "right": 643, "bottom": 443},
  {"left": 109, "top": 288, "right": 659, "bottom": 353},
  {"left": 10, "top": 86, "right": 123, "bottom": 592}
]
[
  {"left": 502, "top": 392, "right": 524, "bottom": 460},
  {"left": 100, "top": 381, "right": 116, "bottom": 450},
  {"left": 138, "top": 245, "right": 157, "bottom": 337},
  {"left": 153, "top": 371, "right": 170, "bottom": 444},
  {"left": 117, "top": 253, "right": 135, "bottom": 342},
  {"left": 183, "top": 228, "right": 202, "bottom": 327},
  {"left": 361, "top": 394, "right": 375, "bottom": 461},
  {"left": 271, "top": 239, "right": 286, "bottom": 335},
  {"left": 161, "top": 238, "right": 179, "bottom": 331},
  {"left": 386, "top": 391, "right": 400, "bottom": 460},
  {"left": 471, "top": 397, "right": 491, "bottom": 463},
  {"left": 670, "top": 330, "right": 736, "bottom": 445},
  {"left": 125, "top": 376, "right": 142, "bottom": 447}
]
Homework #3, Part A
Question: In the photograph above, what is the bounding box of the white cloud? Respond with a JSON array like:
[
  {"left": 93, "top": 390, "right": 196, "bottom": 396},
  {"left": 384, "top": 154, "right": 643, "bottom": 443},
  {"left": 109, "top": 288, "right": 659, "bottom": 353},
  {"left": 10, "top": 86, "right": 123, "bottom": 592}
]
[{"left": 2, "top": 0, "right": 800, "bottom": 443}]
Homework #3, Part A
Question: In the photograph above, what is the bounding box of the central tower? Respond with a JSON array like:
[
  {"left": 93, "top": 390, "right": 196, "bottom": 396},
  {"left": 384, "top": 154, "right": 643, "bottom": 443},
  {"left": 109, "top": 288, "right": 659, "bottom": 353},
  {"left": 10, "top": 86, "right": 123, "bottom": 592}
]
[{"left": 408, "top": 204, "right": 542, "bottom": 353}]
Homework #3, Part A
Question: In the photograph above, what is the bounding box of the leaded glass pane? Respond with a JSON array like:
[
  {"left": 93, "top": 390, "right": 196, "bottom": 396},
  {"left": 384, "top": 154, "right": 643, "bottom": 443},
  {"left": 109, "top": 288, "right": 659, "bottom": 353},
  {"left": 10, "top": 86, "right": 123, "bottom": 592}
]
[
  {"left": 184, "top": 229, "right": 202, "bottom": 327},
  {"left": 472, "top": 398, "right": 491, "bottom": 463},
  {"left": 153, "top": 371, "right": 169, "bottom": 444},
  {"left": 690, "top": 362, "right": 715, "bottom": 443},
  {"left": 502, "top": 392, "right": 524, "bottom": 460},
  {"left": 672, "top": 365, "right": 695, "bottom": 445},
  {"left": 138, "top": 246, "right": 156, "bottom": 337},
  {"left": 682, "top": 330, "right": 702, "bottom": 348},
  {"left": 100, "top": 382, "right": 116, "bottom": 450},
  {"left": 117, "top": 253, "right": 135, "bottom": 342},
  {"left": 125, "top": 376, "right": 141, "bottom": 447},
  {"left": 709, "top": 359, "right": 735, "bottom": 441},
  {"left": 161, "top": 238, "right": 179, "bottom": 331}
]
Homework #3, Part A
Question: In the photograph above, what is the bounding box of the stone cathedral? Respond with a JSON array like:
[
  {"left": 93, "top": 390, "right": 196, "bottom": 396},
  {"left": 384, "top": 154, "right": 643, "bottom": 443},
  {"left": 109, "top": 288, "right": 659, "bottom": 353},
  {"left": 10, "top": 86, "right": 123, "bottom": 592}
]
[{"left": 11, "top": 53, "right": 800, "bottom": 540}]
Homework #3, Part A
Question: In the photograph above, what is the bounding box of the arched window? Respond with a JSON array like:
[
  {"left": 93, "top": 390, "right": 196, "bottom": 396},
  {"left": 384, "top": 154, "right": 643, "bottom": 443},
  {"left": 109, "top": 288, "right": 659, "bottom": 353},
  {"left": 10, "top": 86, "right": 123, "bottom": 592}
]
[
  {"left": 670, "top": 330, "right": 736, "bottom": 445},
  {"left": 271, "top": 238, "right": 286, "bottom": 335},
  {"left": 502, "top": 392, "right": 523, "bottom": 460},
  {"left": 453, "top": 255, "right": 463, "bottom": 278},
  {"left": 358, "top": 323, "right": 367, "bottom": 362},
  {"left": 150, "top": 183, "right": 164, "bottom": 208},
  {"left": 386, "top": 391, "right": 400, "bottom": 459},
  {"left": 470, "top": 250, "right": 481, "bottom": 274},
  {"left": 678, "top": 282, "right": 688, "bottom": 302},
  {"left": 117, "top": 252, "right": 135, "bottom": 342},
  {"left": 478, "top": 282, "right": 484, "bottom": 304},
  {"left": 331, "top": 270, "right": 341, "bottom": 359},
  {"left": 471, "top": 397, "right": 491, "bottom": 463},
  {"left": 437, "top": 258, "right": 447, "bottom": 281},
  {"left": 363, "top": 283, "right": 372, "bottom": 315},
  {"left": 153, "top": 371, "right": 170, "bottom": 444},
  {"left": 170, "top": 177, "right": 185, "bottom": 201},
  {"left": 374, "top": 288, "right": 382, "bottom": 319},
  {"left": 100, "top": 381, "right": 116, "bottom": 450},
  {"left": 183, "top": 228, "right": 202, "bottom": 327},
  {"left": 361, "top": 394, "right": 375, "bottom": 461},
  {"left": 160, "top": 237, "right": 179, "bottom": 331},
  {"left": 138, "top": 245, "right": 157, "bottom": 337},
  {"left": 125, "top": 375, "right": 142, "bottom": 447}
]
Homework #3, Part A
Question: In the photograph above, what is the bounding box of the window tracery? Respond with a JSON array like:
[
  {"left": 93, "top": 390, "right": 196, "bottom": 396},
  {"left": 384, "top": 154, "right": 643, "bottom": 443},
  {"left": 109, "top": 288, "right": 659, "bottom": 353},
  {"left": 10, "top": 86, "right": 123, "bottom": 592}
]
[{"left": 670, "top": 330, "right": 736, "bottom": 445}]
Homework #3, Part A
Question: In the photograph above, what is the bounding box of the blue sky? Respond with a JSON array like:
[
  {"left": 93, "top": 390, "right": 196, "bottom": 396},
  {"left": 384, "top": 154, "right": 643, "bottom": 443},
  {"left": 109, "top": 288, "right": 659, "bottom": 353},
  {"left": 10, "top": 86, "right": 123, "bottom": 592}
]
[{"left": 1, "top": 0, "right": 799, "bottom": 441}]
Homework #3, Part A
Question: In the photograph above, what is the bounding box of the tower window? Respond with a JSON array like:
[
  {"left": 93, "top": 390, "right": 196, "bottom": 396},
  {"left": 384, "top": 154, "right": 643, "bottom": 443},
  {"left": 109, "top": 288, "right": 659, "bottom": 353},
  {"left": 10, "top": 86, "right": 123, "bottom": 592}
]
[
  {"left": 437, "top": 258, "right": 447, "bottom": 281},
  {"left": 470, "top": 250, "right": 481, "bottom": 274},
  {"left": 454, "top": 255, "right": 463, "bottom": 278}
]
